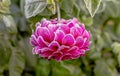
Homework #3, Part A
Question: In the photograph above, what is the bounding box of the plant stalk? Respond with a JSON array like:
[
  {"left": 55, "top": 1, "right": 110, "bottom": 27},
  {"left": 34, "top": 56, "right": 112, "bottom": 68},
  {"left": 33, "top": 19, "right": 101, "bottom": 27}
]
[{"left": 55, "top": 0, "right": 61, "bottom": 22}]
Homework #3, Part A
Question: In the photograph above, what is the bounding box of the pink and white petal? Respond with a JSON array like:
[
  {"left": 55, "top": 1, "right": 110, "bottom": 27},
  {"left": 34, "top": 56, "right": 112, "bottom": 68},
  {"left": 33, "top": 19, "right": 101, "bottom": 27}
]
[
  {"left": 73, "top": 18, "right": 79, "bottom": 24},
  {"left": 62, "top": 34, "right": 75, "bottom": 46},
  {"left": 61, "top": 54, "right": 72, "bottom": 60},
  {"left": 51, "top": 53, "right": 62, "bottom": 61},
  {"left": 81, "top": 40, "right": 90, "bottom": 50},
  {"left": 30, "top": 35, "right": 38, "bottom": 46},
  {"left": 39, "top": 48, "right": 53, "bottom": 57},
  {"left": 70, "top": 27, "right": 81, "bottom": 38},
  {"left": 48, "top": 24, "right": 58, "bottom": 32},
  {"left": 80, "top": 24, "right": 85, "bottom": 30},
  {"left": 68, "top": 46, "right": 80, "bottom": 56},
  {"left": 60, "top": 19, "right": 67, "bottom": 24},
  {"left": 36, "top": 27, "right": 51, "bottom": 42},
  {"left": 50, "top": 18, "right": 57, "bottom": 24},
  {"left": 71, "top": 55, "right": 80, "bottom": 59},
  {"left": 58, "top": 45, "right": 69, "bottom": 54},
  {"left": 82, "top": 30, "right": 90, "bottom": 39},
  {"left": 79, "top": 49, "right": 85, "bottom": 55},
  {"left": 40, "top": 47, "right": 53, "bottom": 53},
  {"left": 48, "top": 41, "right": 60, "bottom": 51},
  {"left": 39, "top": 51, "right": 53, "bottom": 58},
  {"left": 41, "top": 18, "right": 51, "bottom": 27},
  {"left": 67, "top": 22, "right": 74, "bottom": 28},
  {"left": 54, "top": 30, "right": 65, "bottom": 44},
  {"left": 75, "top": 36, "right": 84, "bottom": 48},
  {"left": 32, "top": 46, "right": 42, "bottom": 54},
  {"left": 74, "top": 24, "right": 85, "bottom": 36},
  {"left": 48, "top": 24, "right": 58, "bottom": 40},
  {"left": 37, "top": 36, "right": 48, "bottom": 47},
  {"left": 35, "top": 22, "right": 41, "bottom": 27},
  {"left": 59, "top": 25, "right": 70, "bottom": 34}
]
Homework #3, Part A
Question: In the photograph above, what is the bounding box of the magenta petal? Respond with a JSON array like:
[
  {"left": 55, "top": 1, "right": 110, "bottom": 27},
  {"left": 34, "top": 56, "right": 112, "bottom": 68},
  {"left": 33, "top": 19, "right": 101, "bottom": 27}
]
[
  {"left": 62, "top": 54, "right": 71, "bottom": 60},
  {"left": 39, "top": 48, "right": 53, "bottom": 57},
  {"left": 72, "top": 18, "right": 79, "bottom": 24},
  {"left": 50, "top": 18, "right": 57, "bottom": 24},
  {"left": 75, "top": 37, "right": 84, "bottom": 48},
  {"left": 41, "top": 18, "right": 51, "bottom": 27},
  {"left": 48, "top": 24, "right": 58, "bottom": 32},
  {"left": 51, "top": 53, "right": 62, "bottom": 61},
  {"left": 81, "top": 40, "right": 90, "bottom": 50},
  {"left": 48, "top": 41, "right": 60, "bottom": 51},
  {"left": 68, "top": 22, "right": 74, "bottom": 28},
  {"left": 83, "top": 30, "right": 90, "bottom": 39},
  {"left": 79, "top": 49, "right": 85, "bottom": 55},
  {"left": 37, "top": 36, "right": 48, "bottom": 47},
  {"left": 40, "top": 51, "right": 53, "bottom": 58},
  {"left": 68, "top": 46, "right": 80, "bottom": 59},
  {"left": 58, "top": 45, "right": 69, "bottom": 54},
  {"left": 30, "top": 35, "right": 38, "bottom": 46},
  {"left": 54, "top": 30, "right": 65, "bottom": 44},
  {"left": 60, "top": 24, "right": 70, "bottom": 34},
  {"left": 36, "top": 22, "right": 41, "bottom": 27},
  {"left": 62, "top": 34, "right": 75, "bottom": 46},
  {"left": 32, "top": 46, "right": 41, "bottom": 54},
  {"left": 36, "top": 27, "right": 51, "bottom": 42},
  {"left": 48, "top": 24, "right": 58, "bottom": 40},
  {"left": 71, "top": 27, "right": 80, "bottom": 38}
]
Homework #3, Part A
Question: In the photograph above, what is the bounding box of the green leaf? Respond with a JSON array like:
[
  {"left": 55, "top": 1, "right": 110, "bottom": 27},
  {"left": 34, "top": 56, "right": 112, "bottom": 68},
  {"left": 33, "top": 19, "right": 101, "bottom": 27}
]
[
  {"left": 36, "top": 59, "right": 50, "bottom": 76},
  {"left": 20, "top": 0, "right": 25, "bottom": 13},
  {"left": 61, "top": 0, "right": 74, "bottom": 15},
  {"left": 84, "top": 0, "right": 102, "bottom": 17},
  {"left": 82, "top": 16, "right": 93, "bottom": 26},
  {"left": 19, "top": 38, "right": 37, "bottom": 67},
  {"left": 118, "top": 53, "right": 120, "bottom": 67},
  {"left": 9, "top": 47, "right": 25, "bottom": 76},
  {"left": 47, "top": 0, "right": 54, "bottom": 4},
  {"left": 46, "top": 0, "right": 56, "bottom": 14},
  {"left": 94, "top": 60, "right": 115, "bottom": 76},
  {"left": 52, "top": 63, "right": 71, "bottom": 76},
  {"left": 25, "top": 0, "right": 47, "bottom": 18},
  {"left": 0, "top": 0, "right": 10, "bottom": 14},
  {"left": 2, "top": 0, "right": 11, "bottom": 5},
  {"left": 73, "top": 2, "right": 80, "bottom": 18},
  {"left": 112, "top": 42, "right": 120, "bottom": 54},
  {"left": 104, "top": 0, "right": 120, "bottom": 17},
  {"left": 112, "top": 42, "right": 120, "bottom": 66},
  {"left": 96, "top": 34, "right": 105, "bottom": 51},
  {"left": 2, "top": 15, "right": 17, "bottom": 33}
]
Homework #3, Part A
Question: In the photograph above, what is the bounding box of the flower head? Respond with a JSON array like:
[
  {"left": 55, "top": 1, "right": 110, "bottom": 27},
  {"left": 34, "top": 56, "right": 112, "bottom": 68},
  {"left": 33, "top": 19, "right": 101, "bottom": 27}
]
[{"left": 30, "top": 18, "right": 90, "bottom": 61}]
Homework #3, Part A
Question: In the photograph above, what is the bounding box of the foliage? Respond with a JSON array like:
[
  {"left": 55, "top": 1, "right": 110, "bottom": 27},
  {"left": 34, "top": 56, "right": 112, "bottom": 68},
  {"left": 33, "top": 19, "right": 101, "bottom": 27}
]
[{"left": 0, "top": 0, "right": 120, "bottom": 76}]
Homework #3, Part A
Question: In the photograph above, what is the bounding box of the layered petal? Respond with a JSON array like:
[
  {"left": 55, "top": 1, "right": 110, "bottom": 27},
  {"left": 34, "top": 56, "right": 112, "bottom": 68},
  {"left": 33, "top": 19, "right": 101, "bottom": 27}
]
[
  {"left": 58, "top": 45, "right": 70, "bottom": 54},
  {"left": 32, "top": 46, "right": 41, "bottom": 54},
  {"left": 30, "top": 18, "right": 90, "bottom": 61},
  {"left": 36, "top": 27, "right": 51, "bottom": 42},
  {"left": 41, "top": 18, "right": 51, "bottom": 27},
  {"left": 54, "top": 30, "right": 65, "bottom": 44},
  {"left": 75, "top": 36, "right": 84, "bottom": 48},
  {"left": 48, "top": 41, "right": 60, "bottom": 51},
  {"left": 70, "top": 27, "right": 81, "bottom": 38},
  {"left": 59, "top": 24, "right": 70, "bottom": 34},
  {"left": 62, "top": 34, "right": 75, "bottom": 46},
  {"left": 30, "top": 35, "right": 38, "bottom": 46},
  {"left": 37, "top": 36, "right": 48, "bottom": 47},
  {"left": 39, "top": 48, "right": 53, "bottom": 58}
]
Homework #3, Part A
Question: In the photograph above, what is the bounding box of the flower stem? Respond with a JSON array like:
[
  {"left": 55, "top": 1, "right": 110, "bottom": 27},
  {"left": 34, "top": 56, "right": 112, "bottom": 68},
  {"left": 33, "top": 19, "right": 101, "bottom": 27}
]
[
  {"left": 49, "top": 60, "right": 53, "bottom": 76},
  {"left": 55, "top": 0, "right": 61, "bottom": 22}
]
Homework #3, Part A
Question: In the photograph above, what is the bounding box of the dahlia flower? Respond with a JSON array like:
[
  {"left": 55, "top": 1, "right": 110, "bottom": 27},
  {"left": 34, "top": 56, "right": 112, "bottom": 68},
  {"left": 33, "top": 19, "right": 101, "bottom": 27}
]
[{"left": 30, "top": 18, "right": 90, "bottom": 61}]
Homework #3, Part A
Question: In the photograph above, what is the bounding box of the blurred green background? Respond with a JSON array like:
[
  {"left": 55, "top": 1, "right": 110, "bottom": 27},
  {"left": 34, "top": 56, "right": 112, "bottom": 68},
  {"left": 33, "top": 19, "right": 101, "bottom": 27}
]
[{"left": 0, "top": 0, "right": 120, "bottom": 76}]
